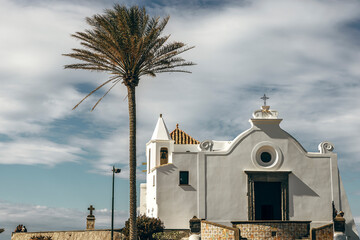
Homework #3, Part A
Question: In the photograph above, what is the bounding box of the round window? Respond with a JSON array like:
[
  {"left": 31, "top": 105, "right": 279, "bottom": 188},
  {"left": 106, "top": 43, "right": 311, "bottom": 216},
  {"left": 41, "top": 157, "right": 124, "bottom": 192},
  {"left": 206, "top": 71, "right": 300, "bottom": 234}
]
[
  {"left": 260, "top": 152, "right": 272, "bottom": 163},
  {"left": 251, "top": 142, "right": 283, "bottom": 169}
]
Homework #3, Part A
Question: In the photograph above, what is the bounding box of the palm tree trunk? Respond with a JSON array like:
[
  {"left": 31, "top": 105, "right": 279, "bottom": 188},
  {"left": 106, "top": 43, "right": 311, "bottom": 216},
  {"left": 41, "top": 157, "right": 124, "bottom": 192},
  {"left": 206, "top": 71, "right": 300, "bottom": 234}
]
[{"left": 127, "top": 85, "right": 137, "bottom": 240}]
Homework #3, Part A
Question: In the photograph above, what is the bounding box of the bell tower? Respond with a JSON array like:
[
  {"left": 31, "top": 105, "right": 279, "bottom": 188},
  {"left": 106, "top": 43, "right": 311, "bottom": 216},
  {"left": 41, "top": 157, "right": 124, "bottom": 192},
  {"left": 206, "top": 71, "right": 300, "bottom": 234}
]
[
  {"left": 147, "top": 114, "right": 174, "bottom": 171},
  {"left": 144, "top": 114, "right": 174, "bottom": 218}
]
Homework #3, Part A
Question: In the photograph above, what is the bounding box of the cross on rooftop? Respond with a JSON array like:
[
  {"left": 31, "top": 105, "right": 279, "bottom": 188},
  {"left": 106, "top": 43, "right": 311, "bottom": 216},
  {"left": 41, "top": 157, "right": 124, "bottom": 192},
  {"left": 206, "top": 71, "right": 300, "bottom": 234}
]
[
  {"left": 261, "top": 94, "right": 269, "bottom": 106},
  {"left": 88, "top": 205, "right": 95, "bottom": 216}
]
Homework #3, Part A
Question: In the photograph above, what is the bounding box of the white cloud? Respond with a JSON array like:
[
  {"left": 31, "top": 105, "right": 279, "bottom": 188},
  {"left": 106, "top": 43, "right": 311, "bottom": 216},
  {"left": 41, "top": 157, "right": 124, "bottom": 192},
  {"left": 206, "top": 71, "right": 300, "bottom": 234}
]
[
  {"left": 0, "top": 0, "right": 94, "bottom": 136},
  {"left": 0, "top": 138, "right": 83, "bottom": 166},
  {"left": 0, "top": 0, "right": 95, "bottom": 73},
  {"left": 68, "top": 128, "right": 147, "bottom": 180}
]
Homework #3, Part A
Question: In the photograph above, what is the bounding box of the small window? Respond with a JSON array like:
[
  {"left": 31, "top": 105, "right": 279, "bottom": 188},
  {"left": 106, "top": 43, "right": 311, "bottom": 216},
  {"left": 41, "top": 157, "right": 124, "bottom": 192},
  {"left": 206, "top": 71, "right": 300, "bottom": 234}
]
[
  {"left": 153, "top": 175, "right": 155, "bottom": 187},
  {"left": 179, "top": 171, "right": 189, "bottom": 185},
  {"left": 160, "top": 147, "right": 168, "bottom": 165}
]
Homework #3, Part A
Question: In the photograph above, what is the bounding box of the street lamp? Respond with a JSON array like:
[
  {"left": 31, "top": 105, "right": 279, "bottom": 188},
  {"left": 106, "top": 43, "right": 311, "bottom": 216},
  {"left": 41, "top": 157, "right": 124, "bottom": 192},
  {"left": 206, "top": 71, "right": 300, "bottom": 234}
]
[{"left": 111, "top": 166, "right": 121, "bottom": 240}]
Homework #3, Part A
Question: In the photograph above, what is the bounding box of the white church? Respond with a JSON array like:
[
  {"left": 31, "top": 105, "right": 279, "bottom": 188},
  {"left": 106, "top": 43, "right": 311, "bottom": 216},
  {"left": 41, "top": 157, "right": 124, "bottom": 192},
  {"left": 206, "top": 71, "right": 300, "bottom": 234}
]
[{"left": 139, "top": 100, "right": 359, "bottom": 239}]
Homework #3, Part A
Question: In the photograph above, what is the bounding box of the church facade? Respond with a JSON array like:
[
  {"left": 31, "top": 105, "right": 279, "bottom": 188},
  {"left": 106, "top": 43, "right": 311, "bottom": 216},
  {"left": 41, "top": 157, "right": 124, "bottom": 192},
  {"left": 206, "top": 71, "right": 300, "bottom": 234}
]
[{"left": 139, "top": 104, "right": 359, "bottom": 239}]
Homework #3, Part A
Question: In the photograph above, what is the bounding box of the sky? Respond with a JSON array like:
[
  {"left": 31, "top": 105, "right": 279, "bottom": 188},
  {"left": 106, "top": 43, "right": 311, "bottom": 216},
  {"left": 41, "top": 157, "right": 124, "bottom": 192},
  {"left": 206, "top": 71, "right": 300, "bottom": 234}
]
[{"left": 1, "top": 0, "right": 360, "bottom": 239}]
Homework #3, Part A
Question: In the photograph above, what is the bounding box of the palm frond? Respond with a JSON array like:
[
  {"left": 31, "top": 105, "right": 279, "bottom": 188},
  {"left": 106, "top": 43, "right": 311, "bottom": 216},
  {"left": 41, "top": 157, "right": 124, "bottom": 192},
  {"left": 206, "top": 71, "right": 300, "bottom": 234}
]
[
  {"left": 91, "top": 79, "right": 121, "bottom": 111},
  {"left": 64, "top": 4, "right": 194, "bottom": 110},
  {"left": 72, "top": 78, "right": 113, "bottom": 110}
]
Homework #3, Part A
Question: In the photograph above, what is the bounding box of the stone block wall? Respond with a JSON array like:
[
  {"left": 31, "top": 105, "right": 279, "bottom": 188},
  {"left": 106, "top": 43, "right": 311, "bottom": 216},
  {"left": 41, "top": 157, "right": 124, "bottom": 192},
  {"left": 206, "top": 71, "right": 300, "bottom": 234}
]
[
  {"left": 11, "top": 229, "right": 124, "bottom": 240},
  {"left": 201, "top": 220, "right": 240, "bottom": 240},
  {"left": 310, "top": 223, "right": 333, "bottom": 240},
  {"left": 232, "top": 221, "right": 310, "bottom": 240}
]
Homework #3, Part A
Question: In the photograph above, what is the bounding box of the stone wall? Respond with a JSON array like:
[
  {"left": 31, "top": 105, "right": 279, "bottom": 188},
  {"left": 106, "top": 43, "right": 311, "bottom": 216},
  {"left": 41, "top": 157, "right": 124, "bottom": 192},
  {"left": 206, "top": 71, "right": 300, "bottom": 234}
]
[
  {"left": 201, "top": 220, "right": 240, "bottom": 240},
  {"left": 11, "top": 229, "right": 124, "bottom": 240},
  {"left": 311, "top": 223, "right": 333, "bottom": 240},
  {"left": 232, "top": 221, "right": 310, "bottom": 240}
]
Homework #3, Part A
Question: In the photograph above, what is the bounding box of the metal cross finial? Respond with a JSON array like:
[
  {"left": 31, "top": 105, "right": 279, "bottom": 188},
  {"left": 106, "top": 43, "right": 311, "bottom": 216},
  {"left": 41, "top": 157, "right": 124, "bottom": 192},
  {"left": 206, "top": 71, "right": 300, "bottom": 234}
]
[
  {"left": 261, "top": 94, "right": 269, "bottom": 106},
  {"left": 88, "top": 205, "right": 95, "bottom": 216}
]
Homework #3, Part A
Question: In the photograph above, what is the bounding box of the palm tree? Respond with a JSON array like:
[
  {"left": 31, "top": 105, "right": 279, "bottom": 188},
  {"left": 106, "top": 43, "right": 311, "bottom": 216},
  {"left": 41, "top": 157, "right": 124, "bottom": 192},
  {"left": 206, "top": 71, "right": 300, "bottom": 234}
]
[{"left": 63, "top": 5, "right": 194, "bottom": 240}]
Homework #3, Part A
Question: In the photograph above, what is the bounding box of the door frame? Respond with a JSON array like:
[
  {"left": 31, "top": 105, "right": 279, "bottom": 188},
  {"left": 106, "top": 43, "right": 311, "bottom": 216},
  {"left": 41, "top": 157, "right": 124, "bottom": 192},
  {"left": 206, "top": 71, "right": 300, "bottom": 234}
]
[{"left": 245, "top": 171, "right": 291, "bottom": 221}]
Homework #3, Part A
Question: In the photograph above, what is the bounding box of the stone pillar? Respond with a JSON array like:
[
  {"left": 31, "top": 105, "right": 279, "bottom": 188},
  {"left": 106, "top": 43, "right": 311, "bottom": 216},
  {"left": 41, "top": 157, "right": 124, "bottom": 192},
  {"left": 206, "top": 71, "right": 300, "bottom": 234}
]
[
  {"left": 334, "top": 211, "right": 347, "bottom": 240},
  {"left": 86, "top": 205, "right": 95, "bottom": 230},
  {"left": 189, "top": 216, "right": 201, "bottom": 240},
  {"left": 87, "top": 215, "right": 95, "bottom": 230}
]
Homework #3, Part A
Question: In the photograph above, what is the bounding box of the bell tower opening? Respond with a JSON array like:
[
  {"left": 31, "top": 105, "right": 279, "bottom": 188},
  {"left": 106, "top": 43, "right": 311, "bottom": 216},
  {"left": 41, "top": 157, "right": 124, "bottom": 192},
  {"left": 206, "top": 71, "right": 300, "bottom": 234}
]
[{"left": 160, "top": 147, "right": 168, "bottom": 165}]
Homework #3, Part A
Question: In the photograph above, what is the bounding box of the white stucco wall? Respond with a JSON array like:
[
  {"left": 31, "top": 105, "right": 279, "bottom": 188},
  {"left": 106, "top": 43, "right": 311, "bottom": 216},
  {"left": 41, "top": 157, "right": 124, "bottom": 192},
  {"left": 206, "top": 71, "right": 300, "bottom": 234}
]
[
  {"left": 145, "top": 169, "right": 158, "bottom": 218},
  {"left": 155, "top": 153, "right": 198, "bottom": 229},
  {"left": 139, "top": 183, "right": 147, "bottom": 215},
  {"left": 203, "top": 122, "right": 337, "bottom": 227},
  {"left": 144, "top": 115, "right": 359, "bottom": 239}
]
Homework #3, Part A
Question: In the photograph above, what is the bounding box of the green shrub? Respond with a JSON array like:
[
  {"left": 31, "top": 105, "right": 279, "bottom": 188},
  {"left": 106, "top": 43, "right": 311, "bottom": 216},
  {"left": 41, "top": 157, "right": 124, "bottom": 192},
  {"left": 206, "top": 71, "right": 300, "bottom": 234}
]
[{"left": 122, "top": 215, "right": 164, "bottom": 240}]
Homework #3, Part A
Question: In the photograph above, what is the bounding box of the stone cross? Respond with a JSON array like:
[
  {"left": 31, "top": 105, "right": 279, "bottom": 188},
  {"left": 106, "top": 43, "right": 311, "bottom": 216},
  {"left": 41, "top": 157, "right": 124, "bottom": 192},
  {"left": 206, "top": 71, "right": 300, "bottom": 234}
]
[
  {"left": 261, "top": 94, "right": 269, "bottom": 106},
  {"left": 88, "top": 205, "right": 95, "bottom": 216}
]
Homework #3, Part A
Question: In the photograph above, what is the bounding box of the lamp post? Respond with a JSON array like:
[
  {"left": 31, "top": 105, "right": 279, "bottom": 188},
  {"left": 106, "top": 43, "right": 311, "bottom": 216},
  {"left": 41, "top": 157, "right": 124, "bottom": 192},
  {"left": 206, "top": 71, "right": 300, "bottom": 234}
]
[{"left": 111, "top": 166, "right": 121, "bottom": 240}]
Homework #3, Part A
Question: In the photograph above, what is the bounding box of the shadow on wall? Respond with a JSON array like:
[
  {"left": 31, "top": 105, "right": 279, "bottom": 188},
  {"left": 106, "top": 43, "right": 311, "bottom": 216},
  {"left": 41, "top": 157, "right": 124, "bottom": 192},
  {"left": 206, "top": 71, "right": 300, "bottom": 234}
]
[
  {"left": 289, "top": 174, "right": 319, "bottom": 218},
  {"left": 180, "top": 185, "right": 196, "bottom": 191},
  {"left": 158, "top": 164, "right": 177, "bottom": 175},
  {"left": 255, "top": 124, "right": 289, "bottom": 139}
]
